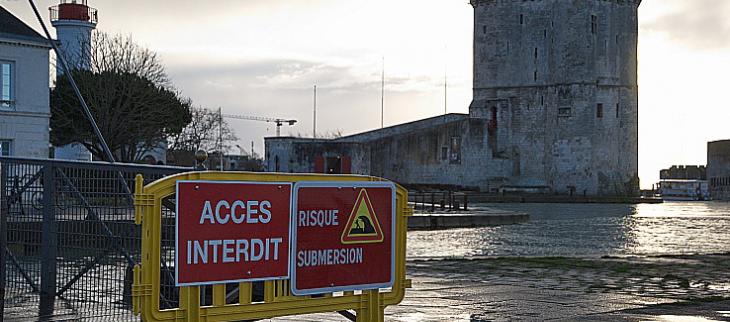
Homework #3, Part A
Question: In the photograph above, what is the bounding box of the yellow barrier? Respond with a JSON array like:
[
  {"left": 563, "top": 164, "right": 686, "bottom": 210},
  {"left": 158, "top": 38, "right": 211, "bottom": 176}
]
[{"left": 132, "top": 171, "right": 411, "bottom": 322}]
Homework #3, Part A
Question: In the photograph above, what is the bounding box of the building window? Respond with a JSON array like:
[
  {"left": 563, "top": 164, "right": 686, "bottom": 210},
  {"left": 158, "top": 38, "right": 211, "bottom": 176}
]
[
  {"left": 534, "top": 48, "right": 538, "bottom": 60},
  {"left": 441, "top": 147, "right": 448, "bottom": 161},
  {"left": 534, "top": 70, "right": 538, "bottom": 81},
  {"left": 520, "top": 14, "right": 524, "bottom": 25},
  {"left": 616, "top": 103, "right": 620, "bottom": 118},
  {"left": 1, "top": 61, "right": 13, "bottom": 110},
  {"left": 596, "top": 104, "right": 604, "bottom": 118},
  {"left": 0, "top": 139, "right": 11, "bottom": 156},
  {"left": 591, "top": 15, "right": 597, "bottom": 34},
  {"left": 483, "top": 25, "right": 487, "bottom": 34}
]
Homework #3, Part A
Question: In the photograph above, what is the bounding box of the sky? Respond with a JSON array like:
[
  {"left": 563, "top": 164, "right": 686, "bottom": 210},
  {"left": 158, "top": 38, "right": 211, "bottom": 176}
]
[{"left": 3, "top": 0, "right": 729, "bottom": 188}]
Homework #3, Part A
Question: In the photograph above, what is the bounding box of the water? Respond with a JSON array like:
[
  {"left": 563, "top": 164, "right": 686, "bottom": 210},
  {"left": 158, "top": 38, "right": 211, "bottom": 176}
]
[{"left": 407, "top": 201, "right": 730, "bottom": 258}]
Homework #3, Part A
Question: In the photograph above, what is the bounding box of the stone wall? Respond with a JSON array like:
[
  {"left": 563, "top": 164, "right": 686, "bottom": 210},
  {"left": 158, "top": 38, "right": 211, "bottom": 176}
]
[
  {"left": 266, "top": 115, "right": 511, "bottom": 191},
  {"left": 708, "top": 140, "right": 730, "bottom": 201}
]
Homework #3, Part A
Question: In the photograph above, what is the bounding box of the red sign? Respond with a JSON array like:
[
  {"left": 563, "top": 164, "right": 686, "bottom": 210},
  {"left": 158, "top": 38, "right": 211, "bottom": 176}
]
[
  {"left": 175, "top": 181, "right": 292, "bottom": 286},
  {"left": 290, "top": 182, "right": 395, "bottom": 295}
]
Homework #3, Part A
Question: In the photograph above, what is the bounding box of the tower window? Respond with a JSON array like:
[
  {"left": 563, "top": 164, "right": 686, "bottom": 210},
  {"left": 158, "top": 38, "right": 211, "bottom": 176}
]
[
  {"left": 596, "top": 103, "right": 604, "bottom": 118},
  {"left": 544, "top": 29, "right": 547, "bottom": 39},
  {"left": 558, "top": 108, "right": 572, "bottom": 117},
  {"left": 616, "top": 103, "right": 620, "bottom": 118},
  {"left": 483, "top": 25, "right": 487, "bottom": 34},
  {"left": 534, "top": 48, "right": 538, "bottom": 59},
  {"left": 520, "top": 14, "right": 524, "bottom": 25},
  {"left": 534, "top": 70, "right": 538, "bottom": 81},
  {"left": 591, "top": 15, "right": 598, "bottom": 34}
]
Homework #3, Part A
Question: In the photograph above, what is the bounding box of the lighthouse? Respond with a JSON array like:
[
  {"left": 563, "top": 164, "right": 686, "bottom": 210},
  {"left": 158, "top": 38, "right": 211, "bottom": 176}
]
[
  {"left": 50, "top": 0, "right": 97, "bottom": 161},
  {"left": 50, "top": 0, "right": 97, "bottom": 75}
]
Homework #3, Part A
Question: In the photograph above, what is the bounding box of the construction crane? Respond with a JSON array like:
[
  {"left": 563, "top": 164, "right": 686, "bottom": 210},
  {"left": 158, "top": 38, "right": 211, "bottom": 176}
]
[{"left": 221, "top": 113, "right": 297, "bottom": 137}]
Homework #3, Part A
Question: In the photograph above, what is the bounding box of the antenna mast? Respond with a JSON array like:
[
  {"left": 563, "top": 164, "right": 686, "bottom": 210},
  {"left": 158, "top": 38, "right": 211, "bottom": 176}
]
[
  {"left": 381, "top": 56, "right": 385, "bottom": 129},
  {"left": 444, "top": 45, "right": 448, "bottom": 115},
  {"left": 444, "top": 62, "right": 448, "bottom": 115},
  {"left": 218, "top": 107, "right": 223, "bottom": 171}
]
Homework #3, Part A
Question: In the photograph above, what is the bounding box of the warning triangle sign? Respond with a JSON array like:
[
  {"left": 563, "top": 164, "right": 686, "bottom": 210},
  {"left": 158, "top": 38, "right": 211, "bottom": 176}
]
[{"left": 341, "top": 189, "right": 384, "bottom": 244}]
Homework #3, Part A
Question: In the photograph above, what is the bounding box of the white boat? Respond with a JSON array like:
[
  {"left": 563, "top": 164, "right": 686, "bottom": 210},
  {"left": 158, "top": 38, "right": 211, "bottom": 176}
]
[{"left": 657, "top": 179, "right": 710, "bottom": 201}]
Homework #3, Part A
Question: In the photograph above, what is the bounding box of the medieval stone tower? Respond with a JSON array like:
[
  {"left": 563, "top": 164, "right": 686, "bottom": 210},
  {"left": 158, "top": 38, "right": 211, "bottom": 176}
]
[{"left": 469, "top": 0, "right": 640, "bottom": 195}]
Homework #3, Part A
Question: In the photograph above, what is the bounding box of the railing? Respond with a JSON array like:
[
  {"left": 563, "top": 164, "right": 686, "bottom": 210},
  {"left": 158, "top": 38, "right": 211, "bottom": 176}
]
[
  {"left": 1, "top": 157, "right": 188, "bottom": 320},
  {"left": 409, "top": 191, "right": 468, "bottom": 212},
  {"left": 49, "top": 4, "right": 98, "bottom": 24}
]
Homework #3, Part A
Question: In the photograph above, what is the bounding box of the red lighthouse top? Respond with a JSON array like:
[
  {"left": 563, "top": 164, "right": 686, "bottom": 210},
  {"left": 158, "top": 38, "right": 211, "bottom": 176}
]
[{"left": 50, "top": 0, "right": 98, "bottom": 24}]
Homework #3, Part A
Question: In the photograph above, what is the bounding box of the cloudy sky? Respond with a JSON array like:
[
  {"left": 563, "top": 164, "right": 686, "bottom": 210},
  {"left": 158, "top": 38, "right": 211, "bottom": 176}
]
[{"left": 3, "top": 0, "right": 730, "bottom": 187}]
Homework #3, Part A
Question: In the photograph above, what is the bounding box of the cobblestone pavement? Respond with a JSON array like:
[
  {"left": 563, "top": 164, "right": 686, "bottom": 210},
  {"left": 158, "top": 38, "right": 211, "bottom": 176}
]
[{"left": 272, "top": 254, "right": 730, "bottom": 321}]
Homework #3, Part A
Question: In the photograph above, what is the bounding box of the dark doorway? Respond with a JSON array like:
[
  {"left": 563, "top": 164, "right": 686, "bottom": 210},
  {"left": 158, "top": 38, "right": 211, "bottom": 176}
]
[{"left": 326, "top": 157, "right": 342, "bottom": 174}]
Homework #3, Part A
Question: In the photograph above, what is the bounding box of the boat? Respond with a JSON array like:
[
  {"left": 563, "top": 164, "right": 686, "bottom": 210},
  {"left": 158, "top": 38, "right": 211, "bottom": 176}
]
[{"left": 656, "top": 179, "right": 710, "bottom": 201}]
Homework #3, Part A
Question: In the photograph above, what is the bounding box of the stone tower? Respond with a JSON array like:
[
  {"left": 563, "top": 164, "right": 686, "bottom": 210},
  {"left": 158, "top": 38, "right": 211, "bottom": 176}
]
[{"left": 469, "top": 0, "right": 640, "bottom": 195}]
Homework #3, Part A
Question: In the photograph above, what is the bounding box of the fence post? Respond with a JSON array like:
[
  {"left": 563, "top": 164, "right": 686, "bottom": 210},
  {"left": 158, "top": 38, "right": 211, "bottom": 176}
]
[
  {"left": 0, "top": 164, "right": 8, "bottom": 317},
  {"left": 40, "top": 164, "right": 57, "bottom": 316}
]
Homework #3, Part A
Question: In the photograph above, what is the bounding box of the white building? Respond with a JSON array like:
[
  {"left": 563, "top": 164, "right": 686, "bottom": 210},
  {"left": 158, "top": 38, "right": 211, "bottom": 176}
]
[{"left": 0, "top": 6, "right": 52, "bottom": 158}]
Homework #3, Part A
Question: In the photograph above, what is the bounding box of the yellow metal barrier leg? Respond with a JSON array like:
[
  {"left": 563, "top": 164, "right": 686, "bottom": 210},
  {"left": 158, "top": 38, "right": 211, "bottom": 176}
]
[
  {"left": 180, "top": 287, "right": 201, "bottom": 321},
  {"left": 356, "top": 290, "right": 384, "bottom": 322},
  {"left": 238, "top": 282, "right": 251, "bottom": 304},
  {"left": 212, "top": 284, "right": 226, "bottom": 307}
]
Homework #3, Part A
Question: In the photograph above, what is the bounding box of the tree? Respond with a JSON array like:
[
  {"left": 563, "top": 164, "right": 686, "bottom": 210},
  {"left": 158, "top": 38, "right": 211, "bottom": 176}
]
[
  {"left": 89, "top": 32, "right": 170, "bottom": 87},
  {"left": 50, "top": 32, "right": 192, "bottom": 162},
  {"left": 51, "top": 70, "right": 191, "bottom": 162},
  {"left": 167, "top": 107, "right": 238, "bottom": 154}
]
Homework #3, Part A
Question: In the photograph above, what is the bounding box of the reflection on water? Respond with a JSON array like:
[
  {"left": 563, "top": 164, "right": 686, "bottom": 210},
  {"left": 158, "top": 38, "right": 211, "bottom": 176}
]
[
  {"left": 649, "top": 316, "right": 723, "bottom": 322},
  {"left": 407, "top": 202, "right": 730, "bottom": 258}
]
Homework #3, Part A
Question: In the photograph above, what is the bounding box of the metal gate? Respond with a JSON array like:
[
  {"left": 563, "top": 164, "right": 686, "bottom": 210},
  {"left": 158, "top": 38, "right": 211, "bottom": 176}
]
[{"left": 0, "top": 157, "right": 186, "bottom": 321}]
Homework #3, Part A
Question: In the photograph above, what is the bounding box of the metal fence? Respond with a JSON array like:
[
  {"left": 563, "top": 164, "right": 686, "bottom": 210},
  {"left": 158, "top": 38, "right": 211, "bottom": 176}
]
[{"left": 0, "top": 157, "right": 187, "bottom": 321}]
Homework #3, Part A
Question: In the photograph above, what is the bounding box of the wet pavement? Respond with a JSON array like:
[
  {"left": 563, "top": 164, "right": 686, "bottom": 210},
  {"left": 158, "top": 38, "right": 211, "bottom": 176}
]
[{"left": 273, "top": 254, "right": 730, "bottom": 321}]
